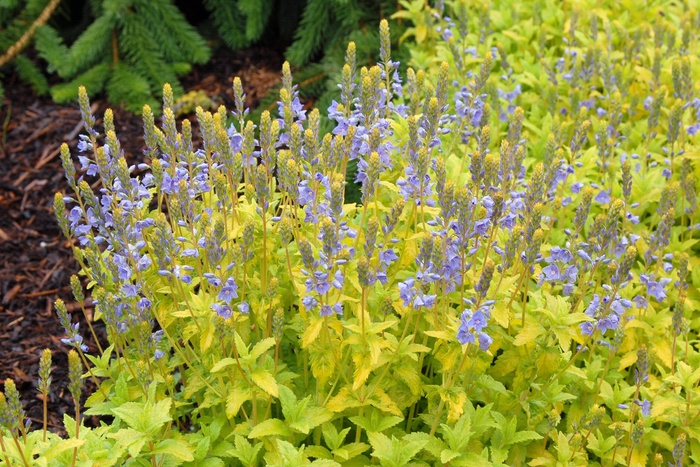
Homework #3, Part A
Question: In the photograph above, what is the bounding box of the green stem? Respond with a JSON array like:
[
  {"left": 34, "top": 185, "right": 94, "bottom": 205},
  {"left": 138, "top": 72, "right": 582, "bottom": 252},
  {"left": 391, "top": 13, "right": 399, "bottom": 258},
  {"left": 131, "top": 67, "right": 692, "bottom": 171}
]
[
  {"left": 429, "top": 345, "right": 471, "bottom": 436},
  {"left": 71, "top": 399, "right": 80, "bottom": 467}
]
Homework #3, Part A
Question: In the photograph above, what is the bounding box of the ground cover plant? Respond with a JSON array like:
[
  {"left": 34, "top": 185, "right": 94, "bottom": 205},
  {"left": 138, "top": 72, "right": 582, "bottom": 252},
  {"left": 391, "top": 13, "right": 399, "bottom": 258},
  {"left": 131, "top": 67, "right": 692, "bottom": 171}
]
[{"left": 1, "top": 0, "right": 699, "bottom": 465}]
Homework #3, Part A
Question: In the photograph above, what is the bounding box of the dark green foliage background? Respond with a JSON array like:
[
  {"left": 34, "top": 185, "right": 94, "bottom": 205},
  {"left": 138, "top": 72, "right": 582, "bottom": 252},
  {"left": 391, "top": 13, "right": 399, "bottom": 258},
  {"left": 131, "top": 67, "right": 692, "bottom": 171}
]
[{"left": 1, "top": 0, "right": 405, "bottom": 120}]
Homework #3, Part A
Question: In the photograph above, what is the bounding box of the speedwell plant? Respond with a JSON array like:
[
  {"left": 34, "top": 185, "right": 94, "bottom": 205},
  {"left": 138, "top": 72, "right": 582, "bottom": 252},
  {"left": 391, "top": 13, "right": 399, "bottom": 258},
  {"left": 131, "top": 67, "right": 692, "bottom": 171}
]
[{"left": 1, "top": 1, "right": 699, "bottom": 465}]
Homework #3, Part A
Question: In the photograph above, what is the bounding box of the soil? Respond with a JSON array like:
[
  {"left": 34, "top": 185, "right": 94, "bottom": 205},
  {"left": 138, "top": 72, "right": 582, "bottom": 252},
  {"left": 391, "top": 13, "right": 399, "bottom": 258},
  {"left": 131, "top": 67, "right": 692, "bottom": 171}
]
[{"left": 0, "top": 46, "right": 283, "bottom": 434}]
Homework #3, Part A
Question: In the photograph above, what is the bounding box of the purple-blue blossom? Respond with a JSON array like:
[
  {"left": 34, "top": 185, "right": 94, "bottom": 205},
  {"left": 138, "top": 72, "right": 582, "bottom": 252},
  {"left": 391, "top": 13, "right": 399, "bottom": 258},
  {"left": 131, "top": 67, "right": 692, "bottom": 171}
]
[
  {"left": 640, "top": 273, "right": 671, "bottom": 302},
  {"left": 457, "top": 304, "right": 493, "bottom": 351},
  {"left": 218, "top": 277, "right": 239, "bottom": 303},
  {"left": 212, "top": 303, "right": 232, "bottom": 319}
]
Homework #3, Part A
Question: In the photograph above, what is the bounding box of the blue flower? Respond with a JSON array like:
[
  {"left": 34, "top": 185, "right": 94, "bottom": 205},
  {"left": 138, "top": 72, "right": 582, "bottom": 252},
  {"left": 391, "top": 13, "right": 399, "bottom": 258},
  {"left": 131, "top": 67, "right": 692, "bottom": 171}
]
[
  {"left": 218, "top": 277, "right": 239, "bottom": 304},
  {"left": 468, "top": 310, "right": 488, "bottom": 333},
  {"left": 414, "top": 293, "right": 437, "bottom": 309},
  {"left": 580, "top": 321, "right": 595, "bottom": 336},
  {"left": 636, "top": 398, "right": 651, "bottom": 417},
  {"left": 137, "top": 254, "right": 152, "bottom": 272},
  {"left": 113, "top": 254, "right": 131, "bottom": 281},
  {"left": 212, "top": 303, "right": 232, "bottom": 319},
  {"left": 548, "top": 246, "right": 572, "bottom": 264},
  {"left": 379, "top": 248, "right": 399, "bottom": 265},
  {"left": 562, "top": 283, "right": 575, "bottom": 295},
  {"left": 77, "top": 135, "right": 93, "bottom": 152},
  {"left": 313, "top": 271, "right": 331, "bottom": 295},
  {"left": 237, "top": 302, "right": 250, "bottom": 314},
  {"left": 595, "top": 189, "right": 611, "bottom": 204},
  {"left": 640, "top": 274, "right": 671, "bottom": 302},
  {"left": 472, "top": 218, "right": 491, "bottom": 237},
  {"left": 542, "top": 264, "right": 560, "bottom": 282},
  {"left": 633, "top": 295, "right": 648, "bottom": 309},
  {"left": 597, "top": 314, "right": 619, "bottom": 334},
  {"left": 457, "top": 327, "right": 475, "bottom": 345},
  {"left": 302, "top": 296, "right": 319, "bottom": 310},
  {"left": 478, "top": 332, "right": 493, "bottom": 351},
  {"left": 561, "top": 265, "right": 578, "bottom": 283},
  {"left": 203, "top": 273, "right": 222, "bottom": 287},
  {"left": 332, "top": 269, "right": 344, "bottom": 289},
  {"left": 457, "top": 304, "right": 492, "bottom": 350},
  {"left": 585, "top": 294, "right": 601, "bottom": 316},
  {"left": 398, "top": 278, "right": 416, "bottom": 306}
]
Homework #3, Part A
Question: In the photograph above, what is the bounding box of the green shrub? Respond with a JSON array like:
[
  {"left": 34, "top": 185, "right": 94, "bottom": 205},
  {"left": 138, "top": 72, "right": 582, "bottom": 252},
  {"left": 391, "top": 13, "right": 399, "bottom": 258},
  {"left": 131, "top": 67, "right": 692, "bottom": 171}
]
[
  {"left": 34, "top": 0, "right": 211, "bottom": 112},
  {"left": 0, "top": 0, "right": 57, "bottom": 99}
]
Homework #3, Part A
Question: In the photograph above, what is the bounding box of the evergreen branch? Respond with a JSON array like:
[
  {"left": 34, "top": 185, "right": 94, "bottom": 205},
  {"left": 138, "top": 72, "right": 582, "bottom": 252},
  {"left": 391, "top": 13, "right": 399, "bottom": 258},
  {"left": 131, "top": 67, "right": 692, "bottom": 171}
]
[
  {"left": 142, "top": 0, "right": 210, "bottom": 64},
  {"left": 120, "top": 14, "right": 181, "bottom": 97},
  {"left": 0, "top": 0, "right": 60, "bottom": 68},
  {"left": 62, "top": 14, "right": 114, "bottom": 77},
  {"left": 50, "top": 62, "right": 110, "bottom": 103},
  {"left": 238, "top": 0, "right": 272, "bottom": 42},
  {"left": 34, "top": 25, "right": 70, "bottom": 76},
  {"left": 14, "top": 54, "right": 49, "bottom": 95},
  {"left": 107, "top": 63, "right": 158, "bottom": 113},
  {"left": 285, "top": 0, "right": 331, "bottom": 67},
  {"left": 203, "top": 0, "right": 249, "bottom": 49},
  {"left": 0, "top": 0, "right": 21, "bottom": 22},
  {"left": 24, "top": 0, "right": 52, "bottom": 17}
]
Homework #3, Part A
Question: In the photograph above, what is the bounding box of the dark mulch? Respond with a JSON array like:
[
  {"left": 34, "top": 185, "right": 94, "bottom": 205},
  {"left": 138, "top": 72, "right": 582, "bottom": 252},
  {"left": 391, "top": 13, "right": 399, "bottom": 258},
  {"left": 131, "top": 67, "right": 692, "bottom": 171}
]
[{"left": 0, "top": 46, "right": 283, "bottom": 435}]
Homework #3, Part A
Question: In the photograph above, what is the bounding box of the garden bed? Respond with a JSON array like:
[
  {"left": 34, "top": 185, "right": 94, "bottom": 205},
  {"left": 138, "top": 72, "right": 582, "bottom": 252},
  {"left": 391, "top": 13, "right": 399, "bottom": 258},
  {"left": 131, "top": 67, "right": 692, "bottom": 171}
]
[{"left": 0, "top": 46, "right": 283, "bottom": 434}]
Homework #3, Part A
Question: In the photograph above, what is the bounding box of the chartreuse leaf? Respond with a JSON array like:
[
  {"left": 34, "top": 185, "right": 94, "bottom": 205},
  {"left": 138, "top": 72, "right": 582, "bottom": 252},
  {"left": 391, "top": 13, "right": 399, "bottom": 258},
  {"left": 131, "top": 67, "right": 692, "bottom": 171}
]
[
  {"left": 306, "top": 445, "right": 333, "bottom": 460},
  {"left": 85, "top": 343, "right": 115, "bottom": 375},
  {"left": 321, "top": 422, "right": 351, "bottom": 451},
  {"left": 439, "top": 411, "right": 474, "bottom": 455},
  {"left": 234, "top": 331, "right": 250, "bottom": 359},
  {"left": 199, "top": 458, "right": 226, "bottom": 467},
  {"left": 250, "top": 337, "right": 276, "bottom": 360},
  {"left": 438, "top": 385, "right": 468, "bottom": 422},
  {"left": 111, "top": 396, "right": 172, "bottom": 435},
  {"left": 228, "top": 434, "right": 264, "bottom": 467},
  {"left": 279, "top": 385, "right": 333, "bottom": 434},
  {"left": 293, "top": 406, "right": 333, "bottom": 435},
  {"left": 309, "top": 341, "right": 336, "bottom": 385},
  {"left": 352, "top": 349, "right": 373, "bottom": 390},
  {"left": 326, "top": 387, "right": 364, "bottom": 413},
  {"left": 251, "top": 367, "right": 279, "bottom": 397},
  {"left": 42, "top": 437, "right": 86, "bottom": 461},
  {"left": 490, "top": 411, "right": 542, "bottom": 449},
  {"left": 248, "top": 418, "right": 292, "bottom": 439},
  {"left": 200, "top": 321, "right": 217, "bottom": 353},
  {"left": 227, "top": 380, "right": 254, "bottom": 419},
  {"left": 310, "top": 459, "right": 343, "bottom": 467},
  {"left": 152, "top": 438, "right": 195, "bottom": 461},
  {"left": 555, "top": 431, "right": 573, "bottom": 463},
  {"left": 349, "top": 407, "right": 403, "bottom": 433},
  {"left": 302, "top": 315, "right": 325, "bottom": 348},
  {"left": 513, "top": 320, "right": 545, "bottom": 346},
  {"left": 267, "top": 439, "right": 306, "bottom": 466},
  {"left": 210, "top": 357, "right": 237, "bottom": 373},
  {"left": 107, "top": 428, "right": 149, "bottom": 458},
  {"left": 265, "top": 439, "right": 343, "bottom": 467},
  {"left": 586, "top": 429, "right": 617, "bottom": 458},
  {"left": 367, "top": 431, "right": 428, "bottom": 467},
  {"left": 667, "top": 361, "right": 700, "bottom": 391},
  {"left": 539, "top": 291, "right": 589, "bottom": 351},
  {"left": 332, "top": 442, "right": 370, "bottom": 462}
]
